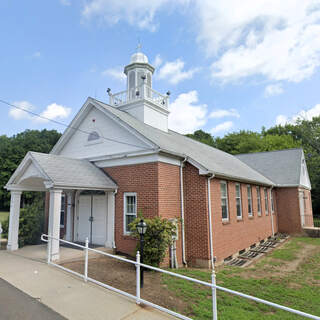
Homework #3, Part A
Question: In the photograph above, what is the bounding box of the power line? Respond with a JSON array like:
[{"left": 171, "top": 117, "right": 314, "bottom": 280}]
[{"left": 0, "top": 99, "right": 151, "bottom": 150}]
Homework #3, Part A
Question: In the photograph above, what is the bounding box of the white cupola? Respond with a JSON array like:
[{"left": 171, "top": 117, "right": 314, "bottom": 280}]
[{"left": 108, "top": 50, "right": 170, "bottom": 132}]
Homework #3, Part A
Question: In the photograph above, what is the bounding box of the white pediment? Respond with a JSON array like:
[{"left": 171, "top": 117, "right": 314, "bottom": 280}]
[{"left": 51, "top": 99, "right": 155, "bottom": 160}]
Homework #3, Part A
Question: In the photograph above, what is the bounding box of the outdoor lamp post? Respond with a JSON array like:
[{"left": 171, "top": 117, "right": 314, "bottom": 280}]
[{"left": 136, "top": 219, "right": 147, "bottom": 288}]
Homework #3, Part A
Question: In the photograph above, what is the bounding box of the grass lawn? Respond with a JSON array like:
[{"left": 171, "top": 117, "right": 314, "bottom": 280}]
[
  {"left": 0, "top": 211, "right": 9, "bottom": 223},
  {"left": 162, "top": 237, "right": 320, "bottom": 319}
]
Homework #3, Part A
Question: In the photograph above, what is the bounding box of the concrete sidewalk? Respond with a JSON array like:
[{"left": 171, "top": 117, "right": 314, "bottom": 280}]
[{"left": 0, "top": 248, "right": 176, "bottom": 320}]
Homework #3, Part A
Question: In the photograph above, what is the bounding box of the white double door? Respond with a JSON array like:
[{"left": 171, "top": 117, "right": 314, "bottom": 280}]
[{"left": 77, "top": 194, "right": 107, "bottom": 245}]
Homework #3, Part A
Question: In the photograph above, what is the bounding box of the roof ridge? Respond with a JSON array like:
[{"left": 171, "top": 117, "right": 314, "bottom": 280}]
[{"left": 236, "top": 148, "right": 303, "bottom": 157}]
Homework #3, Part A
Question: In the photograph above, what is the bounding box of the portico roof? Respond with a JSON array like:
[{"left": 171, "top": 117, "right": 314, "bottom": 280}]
[{"left": 5, "top": 151, "right": 117, "bottom": 192}]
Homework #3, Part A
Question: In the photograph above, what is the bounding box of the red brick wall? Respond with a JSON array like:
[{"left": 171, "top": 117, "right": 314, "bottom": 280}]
[
  {"left": 276, "top": 187, "right": 302, "bottom": 234},
  {"left": 210, "top": 179, "right": 276, "bottom": 262},
  {"left": 104, "top": 163, "right": 159, "bottom": 256},
  {"left": 183, "top": 163, "right": 210, "bottom": 267},
  {"left": 300, "top": 188, "right": 314, "bottom": 227},
  {"left": 157, "top": 162, "right": 183, "bottom": 266},
  {"left": 104, "top": 162, "right": 183, "bottom": 265}
]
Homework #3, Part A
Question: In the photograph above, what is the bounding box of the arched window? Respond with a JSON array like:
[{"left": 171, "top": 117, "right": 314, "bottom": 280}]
[{"left": 88, "top": 131, "right": 100, "bottom": 142}]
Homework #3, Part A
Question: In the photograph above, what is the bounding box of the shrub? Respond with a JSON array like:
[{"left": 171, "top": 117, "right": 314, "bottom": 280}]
[
  {"left": 129, "top": 215, "right": 178, "bottom": 267},
  {"left": 2, "top": 195, "right": 44, "bottom": 247}
]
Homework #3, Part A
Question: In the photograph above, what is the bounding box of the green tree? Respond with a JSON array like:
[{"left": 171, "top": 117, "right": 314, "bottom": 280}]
[
  {"left": 186, "top": 130, "right": 216, "bottom": 147},
  {"left": 0, "top": 129, "right": 61, "bottom": 210}
]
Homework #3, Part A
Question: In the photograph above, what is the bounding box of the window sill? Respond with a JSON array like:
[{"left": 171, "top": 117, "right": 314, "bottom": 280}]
[
  {"left": 257, "top": 214, "right": 262, "bottom": 217},
  {"left": 222, "top": 220, "right": 230, "bottom": 225},
  {"left": 236, "top": 218, "right": 243, "bottom": 222},
  {"left": 248, "top": 216, "right": 254, "bottom": 219}
]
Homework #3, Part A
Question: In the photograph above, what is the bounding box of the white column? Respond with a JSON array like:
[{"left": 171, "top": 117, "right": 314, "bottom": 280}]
[
  {"left": 106, "top": 191, "right": 116, "bottom": 248},
  {"left": 65, "top": 192, "right": 73, "bottom": 241},
  {"left": 48, "top": 189, "right": 62, "bottom": 261},
  {"left": 7, "top": 191, "right": 22, "bottom": 251}
]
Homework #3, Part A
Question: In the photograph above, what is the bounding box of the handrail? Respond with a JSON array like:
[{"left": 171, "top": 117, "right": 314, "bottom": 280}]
[{"left": 41, "top": 234, "right": 320, "bottom": 320}]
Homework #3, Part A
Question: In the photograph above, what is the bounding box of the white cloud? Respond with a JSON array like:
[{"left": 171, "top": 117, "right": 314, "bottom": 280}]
[
  {"left": 153, "top": 54, "right": 163, "bottom": 68},
  {"left": 209, "top": 108, "right": 239, "bottom": 119},
  {"left": 80, "top": 1, "right": 320, "bottom": 84},
  {"left": 157, "top": 59, "right": 199, "bottom": 84},
  {"left": 82, "top": 0, "right": 189, "bottom": 31},
  {"left": 36, "top": 103, "right": 71, "bottom": 122},
  {"left": 210, "top": 121, "right": 234, "bottom": 134},
  {"left": 60, "top": 0, "right": 71, "bottom": 5},
  {"left": 276, "top": 103, "right": 320, "bottom": 125},
  {"left": 32, "top": 51, "right": 41, "bottom": 59},
  {"left": 264, "top": 83, "right": 284, "bottom": 97},
  {"left": 101, "top": 67, "right": 126, "bottom": 82},
  {"left": 169, "top": 90, "right": 207, "bottom": 134},
  {"left": 9, "top": 101, "right": 34, "bottom": 120},
  {"left": 9, "top": 101, "right": 71, "bottom": 123},
  {"left": 196, "top": 0, "right": 320, "bottom": 83}
]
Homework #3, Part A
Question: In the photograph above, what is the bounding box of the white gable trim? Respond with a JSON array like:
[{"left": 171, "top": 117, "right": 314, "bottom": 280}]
[
  {"left": 6, "top": 152, "right": 51, "bottom": 188},
  {"left": 51, "top": 98, "right": 158, "bottom": 156}
]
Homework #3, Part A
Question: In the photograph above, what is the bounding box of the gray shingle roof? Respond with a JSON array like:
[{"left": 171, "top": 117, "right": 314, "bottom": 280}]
[
  {"left": 235, "top": 149, "right": 303, "bottom": 186},
  {"left": 30, "top": 151, "right": 117, "bottom": 190},
  {"left": 94, "top": 99, "right": 273, "bottom": 186}
]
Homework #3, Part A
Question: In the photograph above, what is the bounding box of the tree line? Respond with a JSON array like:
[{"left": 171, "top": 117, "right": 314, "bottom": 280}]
[
  {"left": 0, "top": 130, "right": 61, "bottom": 210},
  {"left": 187, "top": 117, "right": 320, "bottom": 214},
  {"left": 0, "top": 118, "right": 319, "bottom": 214}
]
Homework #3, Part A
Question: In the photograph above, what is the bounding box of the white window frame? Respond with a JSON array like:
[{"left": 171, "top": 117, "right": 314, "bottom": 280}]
[
  {"left": 220, "top": 181, "right": 229, "bottom": 221},
  {"left": 123, "top": 192, "right": 137, "bottom": 235},
  {"left": 264, "top": 188, "right": 269, "bottom": 215},
  {"left": 247, "top": 185, "right": 253, "bottom": 217},
  {"left": 235, "top": 183, "right": 242, "bottom": 219},
  {"left": 256, "top": 186, "right": 261, "bottom": 216},
  {"left": 60, "top": 194, "right": 65, "bottom": 228},
  {"left": 270, "top": 189, "right": 275, "bottom": 213}
]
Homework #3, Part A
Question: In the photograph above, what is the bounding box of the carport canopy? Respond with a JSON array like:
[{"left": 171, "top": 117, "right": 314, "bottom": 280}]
[{"left": 5, "top": 151, "right": 117, "bottom": 259}]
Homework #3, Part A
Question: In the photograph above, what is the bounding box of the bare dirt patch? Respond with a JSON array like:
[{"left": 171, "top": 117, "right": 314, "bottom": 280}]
[{"left": 61, "top": 256, "right": 190, "bottom": 313}]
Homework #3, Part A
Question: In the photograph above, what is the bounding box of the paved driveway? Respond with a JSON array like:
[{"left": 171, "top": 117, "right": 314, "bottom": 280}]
[
  {"left": 0, "top": 247, "right": 176, "bottom": 320},
  {"left": 0, "top": 278, "right": 66, "bottom": 320}
]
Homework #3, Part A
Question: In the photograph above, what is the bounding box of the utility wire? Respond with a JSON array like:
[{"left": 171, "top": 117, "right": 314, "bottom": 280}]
[{"left": 0, "top": 99, "right": 151, "bottom": 150}]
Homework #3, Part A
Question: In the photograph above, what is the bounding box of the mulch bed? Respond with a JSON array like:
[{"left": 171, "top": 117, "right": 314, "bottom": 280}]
[{"left": 61, "top": 256, "right": 190, "bottom": 313}]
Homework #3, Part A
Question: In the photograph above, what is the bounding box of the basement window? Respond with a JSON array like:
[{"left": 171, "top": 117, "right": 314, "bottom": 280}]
[
  {"left": 124, "top": 193, "right": 137, "bottom": 235},
  {"left": 220, "top": 181, "right": 229, "bottom": 221}
]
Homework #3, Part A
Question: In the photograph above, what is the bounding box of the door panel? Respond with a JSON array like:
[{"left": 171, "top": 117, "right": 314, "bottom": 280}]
[
  {"left": 77, "top": 195, "right": 91, "bottom": 242},
  {"left": 77, "top": 194, "right": 107, "bottom": 245},
  {"left": 92, "top": 195, "right": 107, "bottom": 245}
]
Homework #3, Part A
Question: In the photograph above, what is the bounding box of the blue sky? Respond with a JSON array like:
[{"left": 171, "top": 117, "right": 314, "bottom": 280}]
[{"left": 1, "top": 0, "right": 320, "bottom": 137}]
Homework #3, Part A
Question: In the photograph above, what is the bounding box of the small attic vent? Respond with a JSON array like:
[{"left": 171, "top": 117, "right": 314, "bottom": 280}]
[{"left": 88, "top": 131, "right": 100, "bottom": 142}]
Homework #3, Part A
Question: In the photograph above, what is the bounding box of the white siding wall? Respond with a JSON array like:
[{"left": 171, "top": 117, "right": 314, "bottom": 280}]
[{"left": 58, "top": 108, "right": 149, "bottom": 159}]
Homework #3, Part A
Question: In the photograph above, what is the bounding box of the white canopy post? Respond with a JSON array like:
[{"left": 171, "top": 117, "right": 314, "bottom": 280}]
[
  {"left": 7, "top": 190, "right": 22, "bottom": 251},
  {"left": 48, "top": 189, "right": 62, "bottom": 261},
  {"left": 65, "top": 191, "right": 73, "bottom": 241}
]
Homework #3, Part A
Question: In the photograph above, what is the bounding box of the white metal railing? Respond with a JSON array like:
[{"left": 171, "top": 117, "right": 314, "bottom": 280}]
[
  {"left": 109, "top": 85, "right": 169, "bottom": 109},
  {"left": 40, "top": 234, "right": 320, "bottom": 320}
]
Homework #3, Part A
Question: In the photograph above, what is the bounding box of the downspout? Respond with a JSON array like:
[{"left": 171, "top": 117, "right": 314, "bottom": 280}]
[
  {"left": 270, "top": 186, "right": 275, "bottom": 237},
  {"left": 207, "top": 173, "right": 215, "bottom": 269},
  {"left": 180, "top": 157, "right": 187, "bottom": 266},
  {"left": 112, "top": 189, "right": 118, "bottom": 249}
]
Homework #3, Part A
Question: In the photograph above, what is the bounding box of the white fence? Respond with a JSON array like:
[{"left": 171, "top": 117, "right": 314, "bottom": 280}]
[{"left": 41, "top": 234, "right": 320, "bottom": 320}]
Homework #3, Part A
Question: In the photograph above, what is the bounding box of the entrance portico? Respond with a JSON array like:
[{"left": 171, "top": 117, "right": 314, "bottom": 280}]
[{"left": 5, "top": 151, "right": 117, "bottom": 261}]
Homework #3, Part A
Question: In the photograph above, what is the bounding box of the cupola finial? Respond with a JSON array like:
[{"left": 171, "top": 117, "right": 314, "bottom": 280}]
[{"left": 136, "top": 39, "right": 142, "bottom": 52}]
